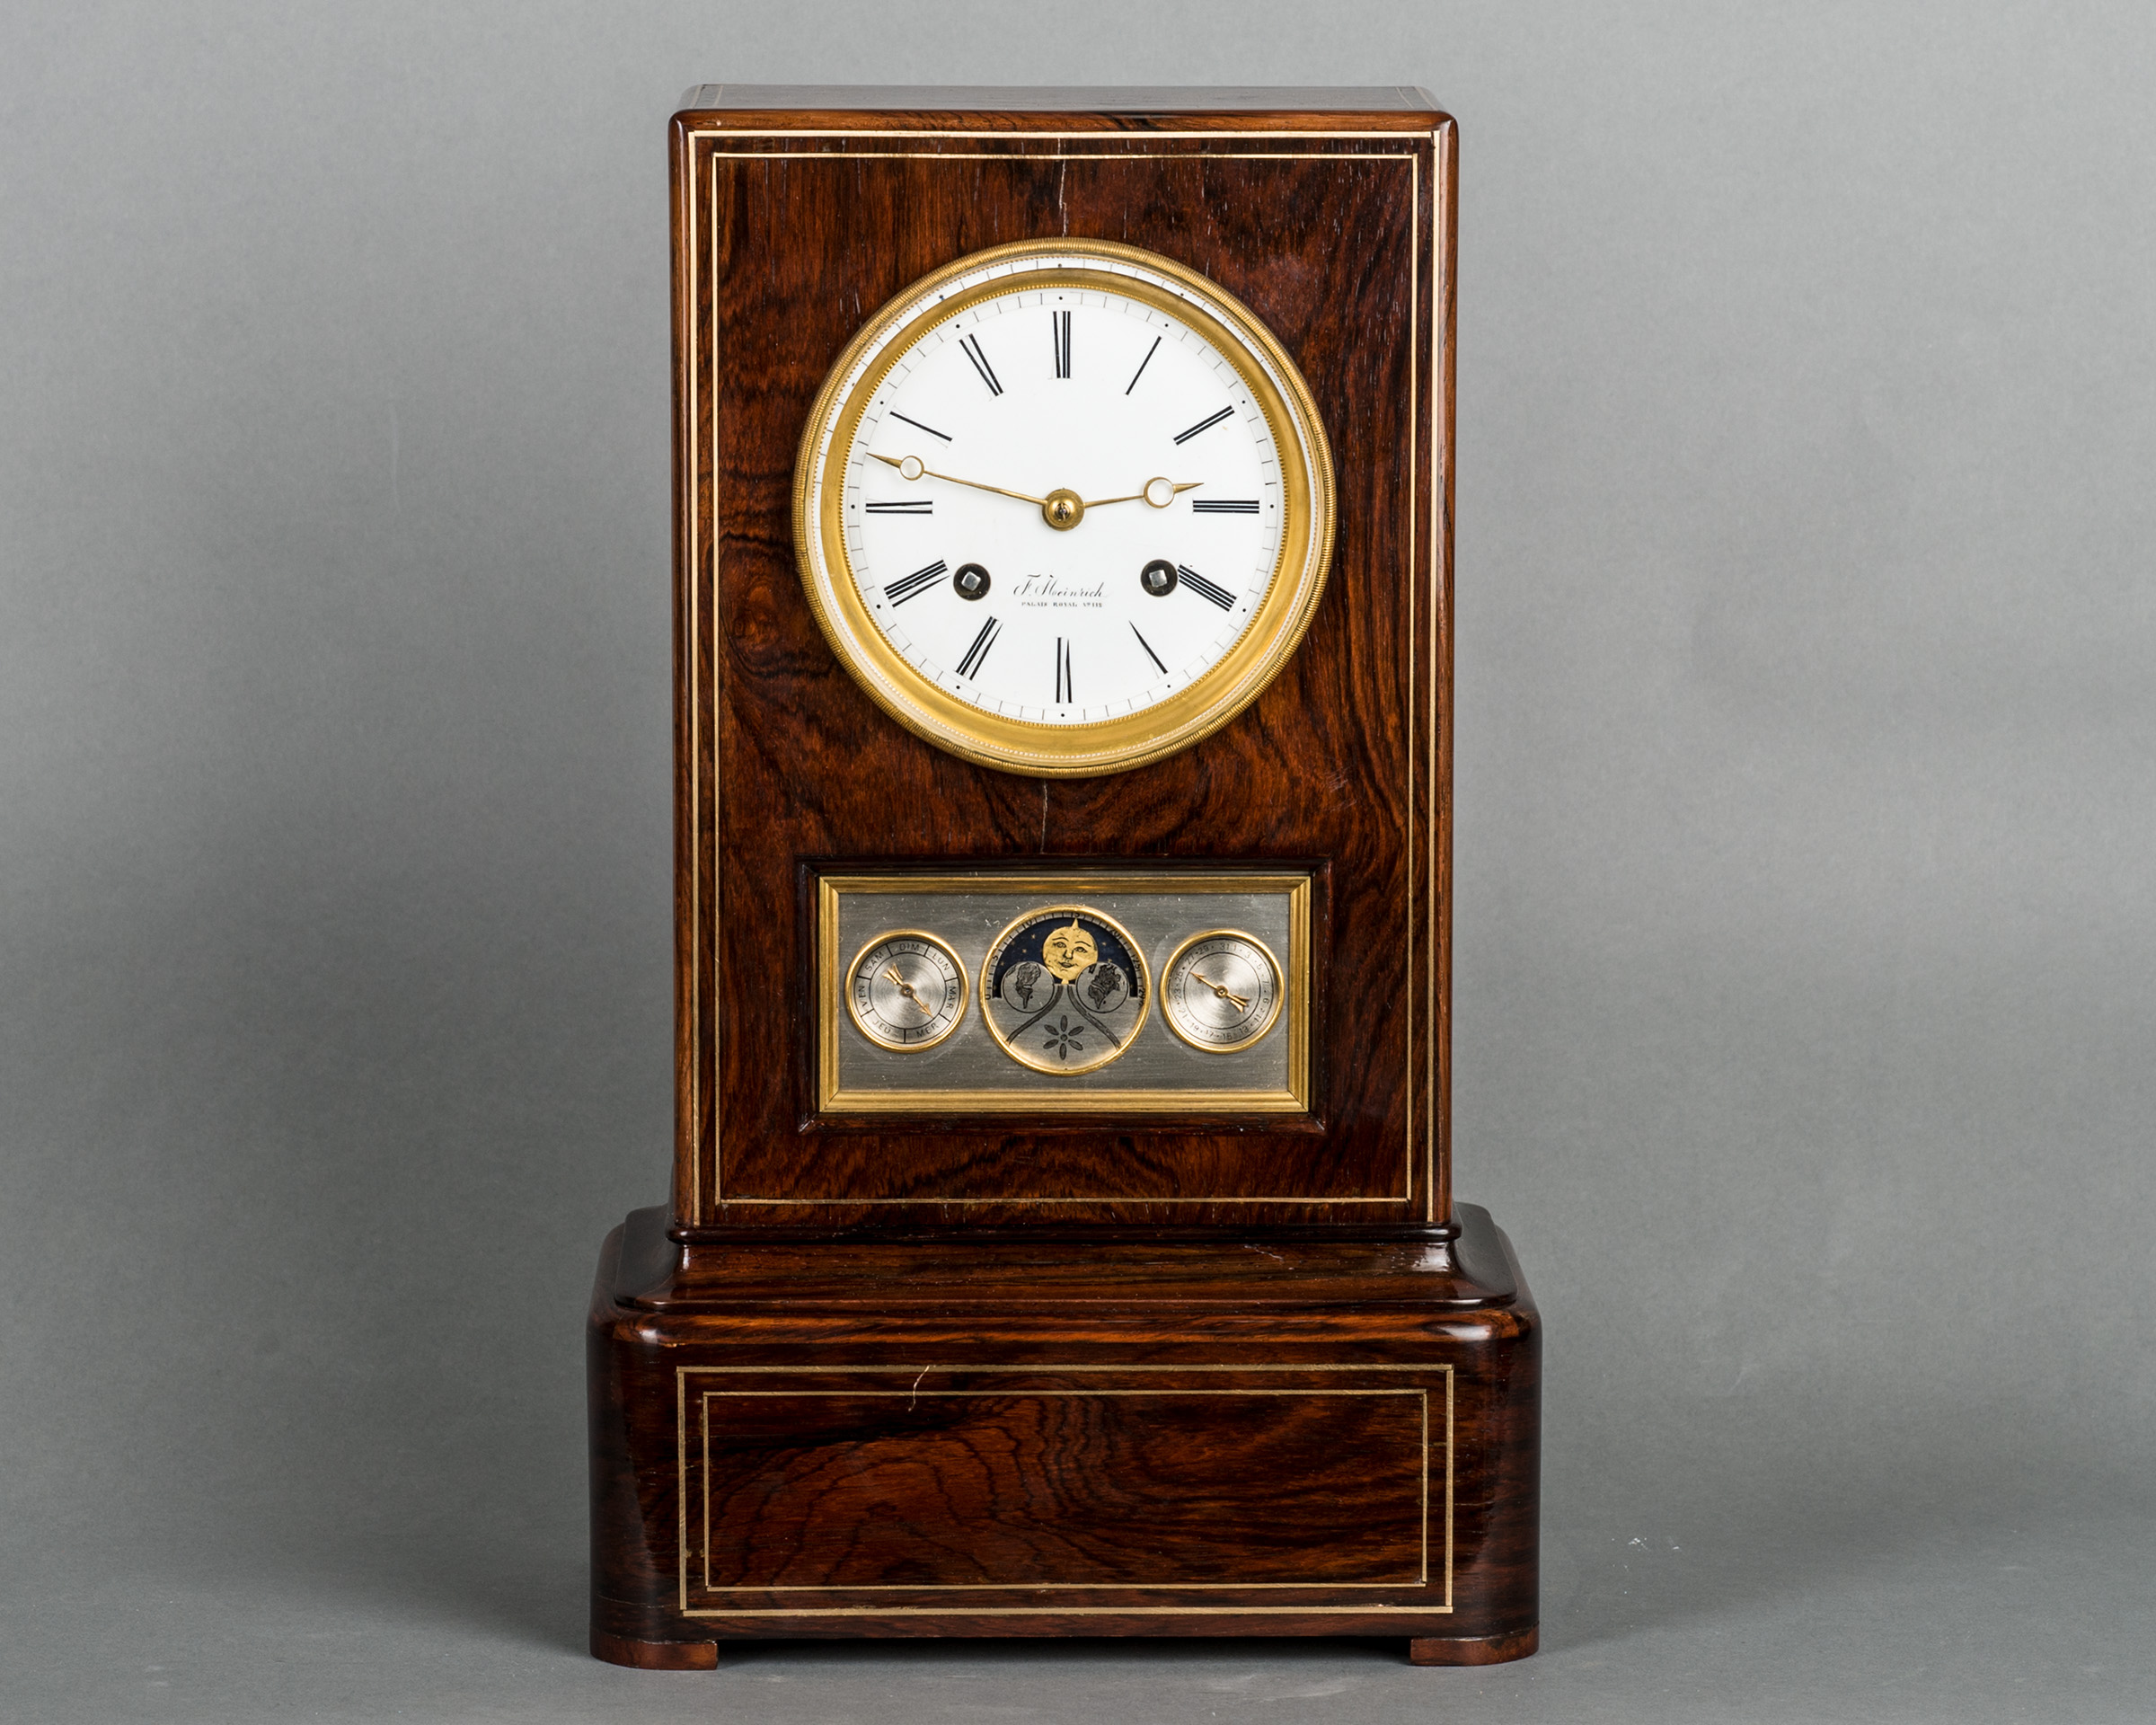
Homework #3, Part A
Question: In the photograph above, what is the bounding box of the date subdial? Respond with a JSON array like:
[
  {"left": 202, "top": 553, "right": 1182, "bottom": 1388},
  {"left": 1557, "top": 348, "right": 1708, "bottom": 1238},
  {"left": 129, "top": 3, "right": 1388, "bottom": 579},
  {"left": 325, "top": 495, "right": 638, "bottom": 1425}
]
[
  {"left": 844, "top": 931, "right": 969, "bottom": 1052},
  {"left": 1160, "top": 930, "right": 1284, "bottom": 1054}
]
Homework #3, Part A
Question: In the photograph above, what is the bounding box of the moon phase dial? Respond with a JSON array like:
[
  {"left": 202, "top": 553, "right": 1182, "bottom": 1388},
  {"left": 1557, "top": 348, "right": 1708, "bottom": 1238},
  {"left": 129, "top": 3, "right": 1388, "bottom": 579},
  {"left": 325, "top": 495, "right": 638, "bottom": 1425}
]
[
  {"left": 844, "top": 931, "right": 969, "bottom": 1052},
  {"left": 1161, "top": 930, "right": 1284, "bottom": 1054},
  {"left": 981, "top": 905, "right": 1150, "bottom": 1075}
]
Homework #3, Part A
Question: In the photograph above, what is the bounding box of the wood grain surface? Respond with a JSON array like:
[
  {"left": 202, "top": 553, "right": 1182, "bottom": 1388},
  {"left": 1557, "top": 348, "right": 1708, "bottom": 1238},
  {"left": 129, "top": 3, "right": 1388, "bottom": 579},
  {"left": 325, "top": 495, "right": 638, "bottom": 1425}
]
[
  {"left": 696, "top": 1389, "right": 1426, "bottom": 1590},
  {"left": 671, "top": 99, "right": 1455, "bottom": 1229}
]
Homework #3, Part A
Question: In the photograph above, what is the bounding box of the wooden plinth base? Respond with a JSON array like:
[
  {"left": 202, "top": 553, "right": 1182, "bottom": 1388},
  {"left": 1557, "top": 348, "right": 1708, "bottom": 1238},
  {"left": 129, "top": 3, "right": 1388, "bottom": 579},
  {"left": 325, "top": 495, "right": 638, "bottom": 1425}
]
[{"left": 588, "top": 1204, "right": 1539, "bottom": 1666}]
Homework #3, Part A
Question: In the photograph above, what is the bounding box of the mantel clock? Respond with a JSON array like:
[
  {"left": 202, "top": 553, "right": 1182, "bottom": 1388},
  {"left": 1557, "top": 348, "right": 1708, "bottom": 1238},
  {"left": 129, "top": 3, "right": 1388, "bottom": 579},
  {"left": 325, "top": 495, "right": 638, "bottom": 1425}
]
[{"left": 588, "top": 86, "right": 1540, "bottom": 1671}]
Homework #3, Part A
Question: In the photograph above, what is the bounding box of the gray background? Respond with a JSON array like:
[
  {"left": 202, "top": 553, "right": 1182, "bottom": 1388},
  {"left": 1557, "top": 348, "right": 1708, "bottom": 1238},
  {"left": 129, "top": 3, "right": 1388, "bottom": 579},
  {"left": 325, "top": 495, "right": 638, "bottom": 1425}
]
[{"left": 4, "top": 4, "right": 2152, "bottom": 1721}]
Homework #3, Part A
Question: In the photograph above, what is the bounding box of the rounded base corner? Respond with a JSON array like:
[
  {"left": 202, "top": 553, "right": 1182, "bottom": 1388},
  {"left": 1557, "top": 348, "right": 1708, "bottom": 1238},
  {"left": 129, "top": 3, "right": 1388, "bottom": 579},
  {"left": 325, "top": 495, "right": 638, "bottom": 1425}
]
[
  {"left": 590, "top": 1627, "right": 720, "bottom": 1670},
  {"left": 1406, "top": 1624, "right": 1538, "bottom": 1667}
]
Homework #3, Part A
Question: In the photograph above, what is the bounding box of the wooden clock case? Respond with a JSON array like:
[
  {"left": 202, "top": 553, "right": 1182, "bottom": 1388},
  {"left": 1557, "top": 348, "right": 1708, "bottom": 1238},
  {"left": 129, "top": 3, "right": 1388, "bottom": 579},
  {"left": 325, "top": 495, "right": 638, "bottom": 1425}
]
[{"left": 588, "top": 86, "right": 1539, "bottom": 1670}]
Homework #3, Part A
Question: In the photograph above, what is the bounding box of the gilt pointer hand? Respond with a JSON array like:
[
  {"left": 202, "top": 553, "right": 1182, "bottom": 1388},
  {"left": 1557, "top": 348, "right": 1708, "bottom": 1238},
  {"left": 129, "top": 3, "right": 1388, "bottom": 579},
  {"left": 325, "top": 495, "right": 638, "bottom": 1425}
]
[
  {"left": 1085, "top": 477, "right": 1205, "bottom": 509},
  {"left": 872, "top": 455, "right": 1201, "bottom": 529},
  {"left": 1192, "top": 971, "right": 1252, "bottom": 1012},
  {"left": 870, "top": 452, "right": 1047, "bottom": 508}
]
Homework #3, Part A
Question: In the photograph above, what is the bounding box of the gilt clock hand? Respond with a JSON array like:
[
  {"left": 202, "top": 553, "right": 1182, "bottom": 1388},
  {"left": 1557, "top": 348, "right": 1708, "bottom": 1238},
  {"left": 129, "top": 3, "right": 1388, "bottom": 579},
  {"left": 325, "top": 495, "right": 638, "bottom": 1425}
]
[
  {"left": 870, "top": 451, "right": 1047, "bottom": 508},
  {"left": 1083, "top": 477, "right": 1205, "bottom": 509},
  {"left": 1191, "top": 971, "right": 1252, "bottom": 1012},
  {"left": 883, "top": 965, "right": 927, "bottom": 1010},
  {"left": 870, "top": 455, "right": 1203, "bottom": 531}
]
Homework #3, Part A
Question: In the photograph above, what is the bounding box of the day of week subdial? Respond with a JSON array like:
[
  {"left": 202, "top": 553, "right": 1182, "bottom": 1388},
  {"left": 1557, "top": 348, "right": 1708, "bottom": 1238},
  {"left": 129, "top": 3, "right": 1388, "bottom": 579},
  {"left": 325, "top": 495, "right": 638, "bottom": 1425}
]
[{"left": 845, "top": 932, "right": 969, "bottom": 1053}]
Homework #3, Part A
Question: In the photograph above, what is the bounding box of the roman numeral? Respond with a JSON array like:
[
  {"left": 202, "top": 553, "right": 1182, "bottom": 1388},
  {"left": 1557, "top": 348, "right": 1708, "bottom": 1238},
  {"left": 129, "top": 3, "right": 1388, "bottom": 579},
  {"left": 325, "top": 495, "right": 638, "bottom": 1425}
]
[
  {"left": 1050, "top": 309, "right": 1072, "bottom": 379},
  {"left": 956, "top": 615, "right": 1001, "bottom": 679},
  {"left": 1126, "top": 334, "right": 1161, "bottom": 395},
  {"left": 1176, "top": 564, "right": 1236, "bottom": 611},
  {"left": 1191, "top": 499, "right": 1260, "bottom": 514},
  {"left": 883, "top": 560, "right": 949, "bottom": 606},
  {"left": 888, "top": 411, "right": 951, "bottom": 442},
  {"left": 865, "top": 500, "right": 932, "bottom": 515},
  {"left": 959, "top": 333, "right": 1003, "bottom": 396},
  {"left": 1054, "top": 636, "right": 1074, "bottom": 704},
  {"left": 1130, "top": 624, "right": 1167, "bottom": 676},
  {"left": 1172, "top": 405, "right": 1234, "bottom": 445}
]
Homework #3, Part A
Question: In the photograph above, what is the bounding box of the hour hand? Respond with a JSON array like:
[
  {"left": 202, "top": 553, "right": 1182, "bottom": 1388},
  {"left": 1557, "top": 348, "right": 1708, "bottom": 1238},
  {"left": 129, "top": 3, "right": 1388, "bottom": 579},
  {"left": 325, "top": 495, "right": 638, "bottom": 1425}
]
[{"left": 870, "top": 452, "right": 1047, "bottom": 508}]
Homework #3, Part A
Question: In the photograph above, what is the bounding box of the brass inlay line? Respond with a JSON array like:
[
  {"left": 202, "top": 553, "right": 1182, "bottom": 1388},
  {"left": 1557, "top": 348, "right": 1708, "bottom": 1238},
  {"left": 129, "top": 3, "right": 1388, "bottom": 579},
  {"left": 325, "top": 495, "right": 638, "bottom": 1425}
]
[
  {"left": 1405, "top": 146, "right": 1418, "bottom": 1211},
  {"left": 702, "top": 1367, "right": 711, "bottom": 1601},
  {"left": 687, "top": 128, "right": 1427, "bottom": 143},
  {"left": 703, "top": 150, "right": 1421, "bottom": 161},
  {"left": 676, "top": 1368, "right": 688, "bottom": 1613},
  {"left": 692, "top": 139, "right": 1442, "bottom": 1218},
  {"left": 684, "top": 130, "right": 703, "bottom": 1225},
  {"left": 1444, "top": 1352, "right": 1454, "bottom": 1607},
  {"left": 685, "top": 1371, "right": 1466, "bottom": 1380},
  {"left": 688, "top": 1606, "right": 1462, "bottom": 1617},
  {"left": 720, "top": 1197, "right": 1403, "bottom": 1206},
  {"left": 1427, "top": 125, "right": 1448, "bottom": 1225},
  {"left": 699, "top": 1388, "right": 1427, "bottom": 1592},
  {"left": 678, "top": 1364, "right": 1453, "bottom": 1614}
]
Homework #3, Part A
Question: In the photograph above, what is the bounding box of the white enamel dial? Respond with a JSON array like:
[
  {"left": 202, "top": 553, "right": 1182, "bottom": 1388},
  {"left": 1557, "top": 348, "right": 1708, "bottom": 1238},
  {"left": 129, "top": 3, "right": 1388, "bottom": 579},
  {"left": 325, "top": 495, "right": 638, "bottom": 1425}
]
[{"left": 796, "top": 240, "right": 1333, "bottom": 777}]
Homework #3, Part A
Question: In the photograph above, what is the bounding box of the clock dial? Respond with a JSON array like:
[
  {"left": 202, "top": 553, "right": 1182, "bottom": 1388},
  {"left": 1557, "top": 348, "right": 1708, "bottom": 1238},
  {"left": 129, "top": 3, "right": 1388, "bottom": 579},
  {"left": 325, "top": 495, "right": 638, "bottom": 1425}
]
[
  {"left": 844, "top": 931, "right": 968, "bottom": 1052},
  {"left": 797, "top": 240, "right": 1334, "bottom": 777},
  {"left": 1160, "top": 930, "right": 1285, "bottom": 1055}
]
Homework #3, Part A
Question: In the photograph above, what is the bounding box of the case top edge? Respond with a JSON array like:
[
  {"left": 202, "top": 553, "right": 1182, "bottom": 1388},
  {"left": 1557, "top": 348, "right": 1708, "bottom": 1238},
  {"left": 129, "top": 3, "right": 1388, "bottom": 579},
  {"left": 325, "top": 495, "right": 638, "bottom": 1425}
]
[{"left": 676, "top": 84, "right": 1445, "bottom": 119}]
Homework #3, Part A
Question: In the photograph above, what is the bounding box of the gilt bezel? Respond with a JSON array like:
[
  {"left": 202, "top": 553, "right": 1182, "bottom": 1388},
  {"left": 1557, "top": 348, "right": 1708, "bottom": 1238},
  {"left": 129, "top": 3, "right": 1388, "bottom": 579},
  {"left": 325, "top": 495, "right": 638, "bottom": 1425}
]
[{"left": 792, "top": 238, "right": 1337, "bottom": 778}]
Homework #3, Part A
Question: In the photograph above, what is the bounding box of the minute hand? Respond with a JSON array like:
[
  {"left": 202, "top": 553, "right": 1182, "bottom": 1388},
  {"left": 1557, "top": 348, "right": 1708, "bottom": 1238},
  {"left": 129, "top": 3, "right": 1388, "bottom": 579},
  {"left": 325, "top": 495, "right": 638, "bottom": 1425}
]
[{"left": 869, "top": 452, "right": 1046, "bottom": 507}]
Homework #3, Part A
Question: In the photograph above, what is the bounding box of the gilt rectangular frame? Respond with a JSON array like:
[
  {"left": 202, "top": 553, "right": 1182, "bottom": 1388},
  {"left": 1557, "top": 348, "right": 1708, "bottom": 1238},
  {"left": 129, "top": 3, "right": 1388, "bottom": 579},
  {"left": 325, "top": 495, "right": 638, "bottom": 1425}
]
[{"left": 816, "top": 869, "right": 1313, "bottom": 1116}]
